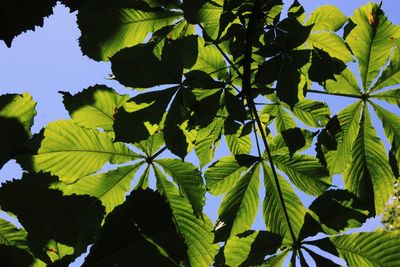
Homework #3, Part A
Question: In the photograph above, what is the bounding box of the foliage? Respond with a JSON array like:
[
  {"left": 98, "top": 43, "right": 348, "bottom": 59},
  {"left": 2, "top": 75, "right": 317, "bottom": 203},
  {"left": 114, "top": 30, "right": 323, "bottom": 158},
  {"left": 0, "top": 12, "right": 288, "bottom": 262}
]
[{"left": 1, "top": 0, "right": 399, "bottom": 266}]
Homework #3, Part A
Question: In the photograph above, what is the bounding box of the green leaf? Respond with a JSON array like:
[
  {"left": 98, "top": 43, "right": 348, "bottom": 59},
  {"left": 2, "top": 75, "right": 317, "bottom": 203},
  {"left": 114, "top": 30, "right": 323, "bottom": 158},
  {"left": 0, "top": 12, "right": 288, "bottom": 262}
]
[
  {"left": 344, "top": 2, "right": 400, "bottom": 89},
  {"left": 324, "top": 67, "right": 362, "bottom": 95},
  {"left": 0, "top": 92, "right": 36, "bottom": 134},
  {"left": 0, "top": 93, "right": 36, "bottom": 168},
  {"left": 0, "top": 0, "right": 56, "bottom": 47},
  {"left": 195, "top": 117, "right": 223, "bottom": 168},
  {"left": 306, "top": 5, "right": 347, "bottom": 32},
  {"left": 154, "top": 166, "right": 218, "bottom": 267},
  {"left": 134, "top": 133, "right": 165, "bottom": 157},
  {"left": 214, "top": 164, "right": 260, "bottom": 242},
  {"left": 155, "top": 159, "right": 206, "bottom": 217},
  {"left": 291, "top": 99, "right": 330, "bottom": 128},
  {"left": 272, "top": 153, "right": 330, "bottom": 196},
  {"left": 191, "top": 37, "right": 228, "bottom": 80},
  {"left": 114, "top": 86, "right": 178, "bottom": 143},
  {"left": 204, "top": 155, "right": 258, "bottom": 195},
  {"left": 371, "top": 102, "right": 400, "bottom": 176},
  {"left": 224, "top": 120, "right": 252, "bottom": 155},
  {"left": 306, "top": 32, "right": 352, "bottom": 62},
  {"left": 83, "top": 188, "right": 186, "bottom": 267},
  {"left": 78, "top": 1, "right": 182, "bottom": 61},
  {"left": 309, "top": 231, "right": 400, "bottom": 267},
  {"left": 28, "top": 120, "right": 141, "bottom": 183},
  {"left": 371, "top": 47, "right": 400, "bottom": 93},
  {"left": 53, "top": 163, "right": 142, "bottom": 214},
  {"left": 371, "top": 88, "right": 400, "bottom": 107},
  {"left": 319, "top": 101, "right": 363, "bottom": 174},
  {"left": 260, "top": 250, "right": 289, "bottom": 267},
  {"left": 218, "top": 230, "right": 283, "bottom": 267},
  {"left": 299, "top": 190, "right": 369, "bottom": 240},
  {"left": 343, "top": 105, "right": 395, "bottom": 213},
  {"left": 0, "top": 173, "right": 105, "bottom": 264},
  {"left": 61, "top": 85, "right": 129, "bottom": 131},
  {"left": 262, "top": 163, "right": 306, "bottom": 241},
  {"left": 0, "top": 218, "right": 29, "bottom": 251},
  {"left": 261, "top": 104, "right": 296, "bottom": 133}
]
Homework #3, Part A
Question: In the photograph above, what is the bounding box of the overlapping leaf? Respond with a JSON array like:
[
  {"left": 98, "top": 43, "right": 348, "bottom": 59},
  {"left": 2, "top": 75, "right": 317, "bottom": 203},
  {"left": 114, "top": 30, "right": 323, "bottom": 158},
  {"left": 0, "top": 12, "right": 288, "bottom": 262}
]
[
  {"left": 78, "top": 0, "right": 182, "bottom": 61},
  {"left": 154, "top": 166, "right": 218, "bottom": 267}
]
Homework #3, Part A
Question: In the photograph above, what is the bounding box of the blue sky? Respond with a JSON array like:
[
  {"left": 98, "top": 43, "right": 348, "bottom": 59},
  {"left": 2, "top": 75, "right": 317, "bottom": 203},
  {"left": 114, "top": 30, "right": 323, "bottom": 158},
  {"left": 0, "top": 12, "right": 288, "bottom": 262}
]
[{"left": 0, "top": 1, "right": 399, "bottom": 266}]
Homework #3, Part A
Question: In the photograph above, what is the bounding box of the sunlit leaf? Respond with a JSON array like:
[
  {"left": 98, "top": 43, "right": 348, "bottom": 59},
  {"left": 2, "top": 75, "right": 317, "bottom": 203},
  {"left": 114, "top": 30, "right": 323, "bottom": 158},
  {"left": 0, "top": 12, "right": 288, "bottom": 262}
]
[
  {"left": 371, "top": 88, "right": 400, "bottom": 107},
  {"left": 154, "top": 166, "right": 218, "bottom": 267},
  {"left": 214, "top": 164, "right": 260, "bottom": 242},
  {"left": 27, "top": 120, "right": 141, "bottom": 183}
]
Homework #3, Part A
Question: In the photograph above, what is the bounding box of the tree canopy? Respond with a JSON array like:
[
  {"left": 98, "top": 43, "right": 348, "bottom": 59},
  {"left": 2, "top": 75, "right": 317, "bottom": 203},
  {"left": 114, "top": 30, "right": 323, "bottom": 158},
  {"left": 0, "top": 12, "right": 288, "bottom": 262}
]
[{"left": 0, "top": 0, "right": 399, "bottom": 266}]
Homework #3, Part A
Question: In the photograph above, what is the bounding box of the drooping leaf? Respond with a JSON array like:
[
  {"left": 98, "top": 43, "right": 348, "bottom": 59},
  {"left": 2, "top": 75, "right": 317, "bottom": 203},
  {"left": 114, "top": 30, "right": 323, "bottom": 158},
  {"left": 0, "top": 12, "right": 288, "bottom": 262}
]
[
  {"left": 25, "top": 120, "right": 141, "bottom": 183},
  {"left": 344, "top": 2, "right": 400, "bottom": 89},
  {"left": 61, "top": 85, "right": 129, "bottom": 131},
  {"left": 0, "top": 173, "right": 105, "bottom": 264},
  {"left": 155, "top": 158, "right": 206, "bottom": 217},
  {"left": 0, "top": 93, "right": 36, "bottom": 168},
  {"left": 214, "top": 164, "right": 260, "bottom": 242},
  {"left": 263, "top": 163, "right": 306, "bottom": 242},
  {"left": 309, "top": 231, "right": 400, "bottom": 267},
  {"left": 299, "top": 190, "right": 369, "bottom": 240},
  {"left": 78, "top": 0, "right": 182, "bottom": 61},
  {"left": 83, "top": 188, "right": 186, "bottom": 267},
  {"left": 343, "top": 105, "right": 395, "bottom": 213},
  {"left": 218, "top": 230, "right": 283, "bottom": 267},
  {"left": 154, "top": 166, "right": 218, "bottom": 267},
  {"left": 0, "top": 0, "right": 56, "bottom": 47},
  {"left": 53, "top": 163, "right": 143, "bottom": 214}
]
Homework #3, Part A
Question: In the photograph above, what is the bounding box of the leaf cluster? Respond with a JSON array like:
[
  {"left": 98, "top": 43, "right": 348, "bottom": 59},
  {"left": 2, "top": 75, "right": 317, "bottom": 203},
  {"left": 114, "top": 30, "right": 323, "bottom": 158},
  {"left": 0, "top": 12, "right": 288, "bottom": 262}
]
[{"left": 0, "top": 0, "right": 399, "bottom": 266}]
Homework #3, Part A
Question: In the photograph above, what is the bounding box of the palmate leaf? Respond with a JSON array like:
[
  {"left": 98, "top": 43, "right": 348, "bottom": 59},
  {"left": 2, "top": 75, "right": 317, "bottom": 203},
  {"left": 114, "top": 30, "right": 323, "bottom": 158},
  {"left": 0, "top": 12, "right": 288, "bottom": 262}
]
[
  {"left": 290, "top": 99, "right": 330, "bottom": 128},
  {"left": 214, "top": 163, "right": 261, "bottom": 242},
  {"left": 0, "top": 173, "right": 104, "bottom": 265},
  {"left": 261, "top": 103, "right": 296, "bottom": 133},
  {"left": 344, "top": 105, "right": 394, "bottom": 213},
  {"left": 0, "top": 93, "right": 36, "bottom": 168},
  {"left": 344, "top": 2, "right": 400, "bottom": 90},
  {"left": 305, "top": 5, "right": 352, "bottom": 62},
  {"left": 259, "top": 250, "right": 289, "bottom": 267},
  {"left": 61, "top": 85, "right": 130, "bottom": 132},
  {"left": 83, "top": 189, "right": 186, "bottom": 267},
  {"left": 308, "top": 231, "right": 400, "bottom": 267},
  {"left": 324, "top": 67, "right": 362, "bottom": 95},
  {"left": 25, "top": 120, "right": 141, "bottom": 183},
  {"left": 155, "top": 159, "right": 206, "bottom": 217},
  {"left": 78, "top": 0, "right": 182, "bottom": 61},
  {"left": 224, "top": 120, "right": 252, "bottom": 155},
  {"left": 216, "top": 230, "right": 283, "bottom": 267},
  {"left": 371, "top": 102, "right": 400, "bottom": 175},
  {"left": 372, "top": 88, "right": 400, "bottom": 107},
  {"left": 154, "top": 166, "right": 218, "bottom": 267},
  {"left": 0, "top": 218, "right": 28, "bottom": 251},
  {"left": 53, "top": 162, "right": 143, "bottom": 214},
  {"left": 263, "top": 163, "right": 306, "bottom": 242}
]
